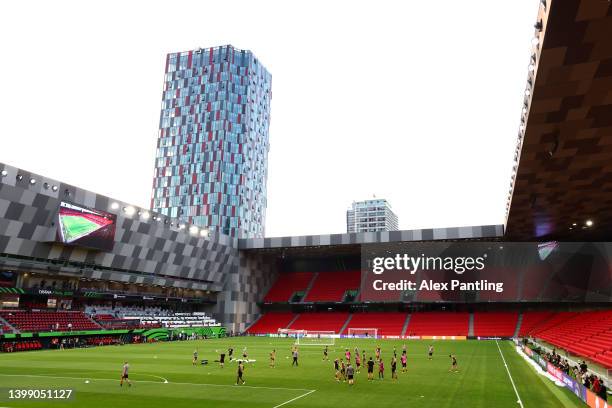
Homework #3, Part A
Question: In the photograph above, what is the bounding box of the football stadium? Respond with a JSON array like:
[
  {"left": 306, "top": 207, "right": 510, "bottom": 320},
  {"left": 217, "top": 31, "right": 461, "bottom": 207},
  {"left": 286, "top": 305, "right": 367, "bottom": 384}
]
[{"left": 1, "top": 1, "right": 612, "bottom": 407}]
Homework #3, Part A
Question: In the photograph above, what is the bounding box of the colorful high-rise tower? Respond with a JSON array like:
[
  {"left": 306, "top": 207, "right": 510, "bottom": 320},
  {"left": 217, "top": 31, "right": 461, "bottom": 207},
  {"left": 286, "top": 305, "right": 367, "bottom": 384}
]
[{"left": 151, "top": 45, "right": 271, "bottom": 238}]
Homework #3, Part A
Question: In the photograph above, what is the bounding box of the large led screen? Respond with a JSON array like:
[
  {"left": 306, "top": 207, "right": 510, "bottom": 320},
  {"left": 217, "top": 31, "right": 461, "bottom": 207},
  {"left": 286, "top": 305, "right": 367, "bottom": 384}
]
[{"left": 56, "top": 202, "right": 116, "bottom": 251}]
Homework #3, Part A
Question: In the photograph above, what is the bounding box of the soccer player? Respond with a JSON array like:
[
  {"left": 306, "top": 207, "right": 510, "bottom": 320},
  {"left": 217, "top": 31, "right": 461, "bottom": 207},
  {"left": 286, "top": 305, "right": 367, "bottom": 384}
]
[
  {"left": 391, "top": 356, "right": 398, "bottom": 380},
  {"left": 242, "top": 346, "right": 248, "bottom": 359},
  {"left": 219, "top": 351, "right": 226, "bottom": 368},
  {"left": 367, "top": 357, "right": 375, "bottom": 381},
  {"left": 402, "top": 343, "right": 407, "bottom": 355},
  {"left": 362, "top": 350, "right": 366, "bottom": 366},
  {"left": 375, "top": 345, "right": 381, "bottom": 361},
  {"left": 346, "top": 363, "right": 355, "bottom": 385},
  {"left": 449, "top": 354, "right": 459, "bottom": 372},
  {"left": 428, "top": 344, "right": 434, "bottom": 360},
  {"left": 292, "top": 347, "right": 299, "bottom": 367},
  {"left": 355, "top": 351, "right": 361, "bottom": 373},
  {"left": 192, "top": 349, "right": 198, "bottom": 366},
  {"left": 228, "top": 347, "right": 234, "bottom": 361},
  {"left": 334, "top": 357, "right": 341, "bottom": 381},
  {"left": 340, "top": 359, "right": 346, "bottom": 382},
  {"left": 236, "top": 361, "right": 246, "bottom": 385},
  {"left": 323, "top": 345, "right": 329, "bottom": 361},
  {"left": 393, "top": 346, "right": 397, "bottom": 358},
  {"left": 345, "top": 348, "right": 351, "bottom": 362},
  {"left": 401, "top": 352, "right": 407, "bottom": 373},
  {"left": 270, "top": 349, "right": 276, "bottom": 368},
  {"left": 120, "top": 361, "right": 131, "bottom": 387},
  {"left": 378, "top": 359, "right": 384, "bottom": 380}
]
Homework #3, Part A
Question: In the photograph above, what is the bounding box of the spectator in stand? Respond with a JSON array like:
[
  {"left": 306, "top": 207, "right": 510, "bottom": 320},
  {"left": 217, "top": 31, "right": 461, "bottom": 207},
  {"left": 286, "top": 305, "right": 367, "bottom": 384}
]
[
  {"left": 599, "top": 379, "right": 608, "bottom": 401},
  {"left": 592, "top": 376, "right": 601, "bottom": 395},
  {"left": 67, "top": 323, "right": 72, "bottom": 332}
]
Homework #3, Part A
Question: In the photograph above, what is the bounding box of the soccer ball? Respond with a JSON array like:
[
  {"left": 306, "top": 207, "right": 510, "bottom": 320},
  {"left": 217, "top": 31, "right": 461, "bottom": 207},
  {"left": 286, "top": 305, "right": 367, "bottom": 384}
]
[{"left": 85, "top": 380, "right": 90, "bottom": 384}]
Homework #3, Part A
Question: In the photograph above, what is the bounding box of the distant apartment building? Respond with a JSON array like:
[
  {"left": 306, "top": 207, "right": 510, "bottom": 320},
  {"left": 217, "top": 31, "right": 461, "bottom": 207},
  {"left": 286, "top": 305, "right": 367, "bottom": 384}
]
[{"left": 346, "top": 199, "right": 399, "bottom": 233}]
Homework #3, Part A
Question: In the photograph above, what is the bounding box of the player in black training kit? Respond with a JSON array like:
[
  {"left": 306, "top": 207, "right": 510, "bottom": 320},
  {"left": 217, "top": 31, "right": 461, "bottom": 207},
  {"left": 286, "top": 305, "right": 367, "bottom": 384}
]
[
  {"left": 236, "top": 361, "right": 246, "bottom": 385},
  {"left": 219, "top": 352, "right": 226, "bottom": 368},
  {"left": 367, "top": 357, "right": 375, "bottom": 381},
  {"left": 323, "top": 345, "right": 329, "bottom": 361},
  {"left": 449, "top": 354, "right": 459, "bottom": 372}
]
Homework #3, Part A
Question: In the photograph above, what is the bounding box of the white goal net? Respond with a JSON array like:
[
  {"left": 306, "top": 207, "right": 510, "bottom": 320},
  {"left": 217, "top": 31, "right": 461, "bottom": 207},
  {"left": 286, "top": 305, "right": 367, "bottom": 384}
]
[
  {"left": 347, "top": 328, "right": 378, "bottom": 339},
  {"left": 277, "top": 329, "right": 335, "bottom": 345}
]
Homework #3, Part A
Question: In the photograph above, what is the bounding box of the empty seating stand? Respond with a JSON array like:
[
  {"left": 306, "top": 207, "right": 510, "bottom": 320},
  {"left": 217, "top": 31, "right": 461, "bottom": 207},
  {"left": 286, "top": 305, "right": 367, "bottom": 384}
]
[
  {"left": 247, "top": 312, "right": 296, "bottom": 334},
  {"left": 263, "top": 272, "right": 314, "bottom": 303},
  {"left": 406, "top": 312, "right": 469, "bottom": 336},
  {"left": 0, "top": 310, "right": 101, "bottom": 332},
  {"left": 288, "top": 312, "right": 350, "bottom": 333},
  {"left": 473, "top": 312, "right": 518, "bottom": 337},
  {"left": 304, "top": 271, "right": 361, "bottom": 302},
  {"left": 342, "top": 312, "right": 408, "bottom": 337},
  {"left": 530, "top": 310, "right": 612, "bottom": 369},
  {"left": 517, "top": 311, "right": 555, "bottom": 336}
]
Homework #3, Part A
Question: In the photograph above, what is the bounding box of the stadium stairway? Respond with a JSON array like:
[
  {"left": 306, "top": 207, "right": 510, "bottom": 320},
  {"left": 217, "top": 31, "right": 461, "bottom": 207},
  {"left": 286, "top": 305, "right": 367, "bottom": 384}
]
[
  {"left": 468, "top": 313, "right": 475, "bottom": 337},
  {"left": 340, "top": 315, "right": 353, "bottom": 334},
  {"left": 0, "top": 315, "right": 18, "bottom": 333},
  {"left": 300, "top": 272, "right": 319, "bottom": 301},
  {"left": 513, "top": 313, "right": 523, "bottom": 337},
  {"left": 263, "top": 272, "right": 316, "bottom": 303},
  {"left": 401, "top": 314, "right": 411, "bottom": 337}
]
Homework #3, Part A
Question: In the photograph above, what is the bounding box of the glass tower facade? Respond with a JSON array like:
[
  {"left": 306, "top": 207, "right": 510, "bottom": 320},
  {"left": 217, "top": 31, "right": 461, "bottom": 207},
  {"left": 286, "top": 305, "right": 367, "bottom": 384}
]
[{"left": 151, "top": 45, "right": 271, "bottom": 238}]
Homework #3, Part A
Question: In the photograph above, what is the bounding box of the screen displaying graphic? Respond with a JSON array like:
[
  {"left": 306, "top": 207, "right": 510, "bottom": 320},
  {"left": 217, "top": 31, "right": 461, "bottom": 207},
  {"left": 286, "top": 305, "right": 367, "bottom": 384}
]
[{"left": 56, "top": 202, "right": 116, "bottom": 251}]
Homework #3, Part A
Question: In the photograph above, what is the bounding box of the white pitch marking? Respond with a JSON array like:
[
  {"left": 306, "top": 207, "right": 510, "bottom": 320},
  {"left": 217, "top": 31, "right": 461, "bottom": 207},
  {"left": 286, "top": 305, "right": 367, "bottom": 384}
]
[
  {"left": 495, "top": 340, "right": 524, "bottom": 407},
  {"left": 272, "top": 389, "right": 316, "bottom": 408},
  {"left": 0, "top": 373, "right": 313, "bottom": 392}
]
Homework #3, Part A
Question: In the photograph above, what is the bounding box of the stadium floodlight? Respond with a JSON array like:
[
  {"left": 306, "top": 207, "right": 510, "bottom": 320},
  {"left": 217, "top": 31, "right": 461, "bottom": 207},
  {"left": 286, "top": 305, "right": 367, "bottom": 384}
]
[
  {"left": 29, "top": 178, "right": 36, "bottom": 185},
  {"left": 189, "top": 226, "right": 199, "bottom": 235},
  {"left": 0, "top": 170, "right": 7, "bottom": 177},
  {"left": 123, "top": 206, "right": 136, "bottom": 216},
  {"left": 528, "top": 64, "right": 535, "bottom": 72},
  {"left": 200, "top": 229, "right": 209, "bottom": 237},
  {"left": 572, "top": 222, "right": 577, "bottom": 226},
  {"left": 586, "top": 220, "right": 593, "bottom": 227},
  {"left": 51, "top": 185, "right": 58, "bottom": 192},
  {"left": 141, "top": 211, "right": 150, "bottom": 220},
  {"left": 16, "top": 174, "right": 23, "bottom": 181},
  {"left": 111, "top": 202, "right": 119, "bottom": 210}
]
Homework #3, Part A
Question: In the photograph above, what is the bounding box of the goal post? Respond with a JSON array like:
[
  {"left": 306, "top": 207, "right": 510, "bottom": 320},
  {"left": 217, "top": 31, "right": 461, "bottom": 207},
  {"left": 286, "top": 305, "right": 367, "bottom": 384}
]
[
  {"left": 296, "top": 330, "right": 336, "bottom": 346},
  {"left": 277, "top": 328, "right": 305, "bottom": 338},
  {"left": 347, "top": 328, "right": 379, "bottom": 339}
]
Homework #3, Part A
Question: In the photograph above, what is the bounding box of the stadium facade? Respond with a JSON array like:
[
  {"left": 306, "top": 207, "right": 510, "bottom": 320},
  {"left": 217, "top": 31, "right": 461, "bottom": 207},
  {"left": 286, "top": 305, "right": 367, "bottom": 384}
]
[
  {"left": 0, "top": 162, "right": 504, "bottom": 331},
  {"left": 151, "top": 45, "right": 272, "bottom": 239}
]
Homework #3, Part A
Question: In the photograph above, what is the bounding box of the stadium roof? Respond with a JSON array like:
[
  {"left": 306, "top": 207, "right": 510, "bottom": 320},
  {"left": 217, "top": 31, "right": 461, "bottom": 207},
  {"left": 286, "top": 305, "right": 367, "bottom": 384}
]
[{"left": 506, "top": 0, "right": 612, "bottom": 241}]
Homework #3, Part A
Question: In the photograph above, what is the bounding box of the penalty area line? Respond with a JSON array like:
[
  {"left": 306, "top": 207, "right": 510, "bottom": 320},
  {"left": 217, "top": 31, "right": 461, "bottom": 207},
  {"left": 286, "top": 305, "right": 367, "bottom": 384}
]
[
  {"left": 0, "top": 373, "right": 312, "bottom": 392},
  {"left": 272, "top": 389, "right": 316, "bottom": 408},
  {"left": 495, "top": 340, "right": 524, "bottom": 408}
]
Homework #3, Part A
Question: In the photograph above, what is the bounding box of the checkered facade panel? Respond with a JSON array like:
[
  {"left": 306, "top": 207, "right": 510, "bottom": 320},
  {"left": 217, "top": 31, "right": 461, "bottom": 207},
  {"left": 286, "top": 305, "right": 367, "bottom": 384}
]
[
  {"left": 238, "top": 225, "right": 505, "bottom": 250},
  {"left": 0, "top": 163, "right": 234, "bottom": 292},
  {"left": 152, "top": 45, "right": 271, "bottom": 239},
  {"left": 211, "top": 251, "right": 278, "bottom": 332}
]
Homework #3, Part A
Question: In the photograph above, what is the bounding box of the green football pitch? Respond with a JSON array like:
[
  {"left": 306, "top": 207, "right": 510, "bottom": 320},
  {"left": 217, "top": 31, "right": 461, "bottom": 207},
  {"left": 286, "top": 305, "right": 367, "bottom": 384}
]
[
  {"left": 0, "top": 338, "right": 584, "bottom": 408},
  {"left": 60, "top": 215, "right": 101, "bottom": 242}
]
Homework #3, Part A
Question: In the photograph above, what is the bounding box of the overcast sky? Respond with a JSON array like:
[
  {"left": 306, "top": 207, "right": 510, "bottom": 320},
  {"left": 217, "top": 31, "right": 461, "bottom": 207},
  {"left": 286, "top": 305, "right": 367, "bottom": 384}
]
[{"left": 0, "top": 0, "right": 538, "bottom": 237}]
